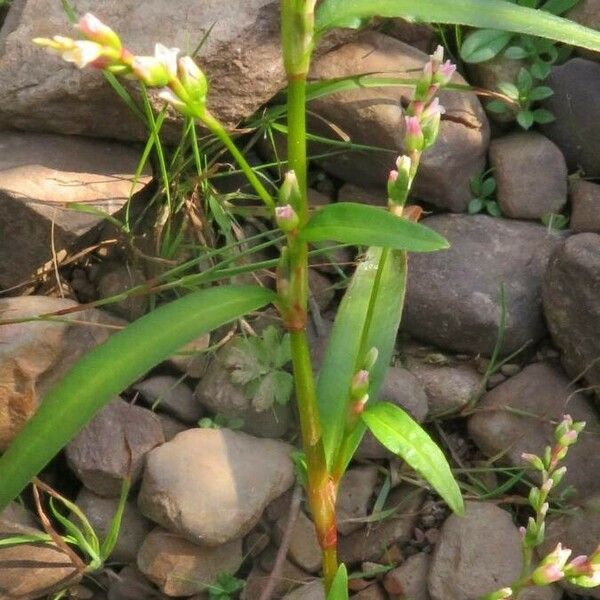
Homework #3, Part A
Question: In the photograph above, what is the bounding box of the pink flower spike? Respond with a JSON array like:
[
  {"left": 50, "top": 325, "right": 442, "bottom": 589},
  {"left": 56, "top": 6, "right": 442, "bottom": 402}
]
[
  {"left": 388, "top": 170, "right": 399, "bottom": 184},
  {"left": 76, "top": 13, "right": 121, "bottom": 50}
]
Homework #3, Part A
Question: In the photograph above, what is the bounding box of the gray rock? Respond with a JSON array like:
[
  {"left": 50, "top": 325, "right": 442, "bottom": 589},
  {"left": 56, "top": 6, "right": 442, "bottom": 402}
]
[
  {"left": 275, "top": 510, "right": 321, "bottom": 574},
  {"left": 0, "top": 295, "right": 124, "bottom": 449},
  {"left": 469, "top": 363, "right": 600, "bottom": 498},
  {"left": 356, "top": 366, "right": 429, "bottom": 459},
  {"left": 490, "top": 132, "right": 567, "bottom": 220},
  {"left": 309, "top": 31, "right": 489, "bottom": 212},
  {"left": 404, "top": 356, "right": 481, "bottom": 417},
  {"left": 97, "top": 264, "right": 148, "bottom": 321},
  {"left": 157, "top": 414, "right": 188, "bottom": 442},
  {"left": 337, "top": 184, "right": 386, "bottom": 207},
  {"left": 541, "top": 58, "right": 600, "bottom": 176},
  {"left": 134, "top": 376, "right": 201, "bottom": 424},
  {"left": 0, "top": 0, "right": 280, "bottom": 141},
  {"left": 543, "top": 233, "right": 600, "bottom": 395},
  {"left": 384, "top": 19, "right": 435, "bottom": 53},
  {"left": 351, "top": 584, "right": 387, "bottom": 600},
  {"left": 137, "top": 527, "right": 242, "bottom": 597},
  {"left": 74, "top": 488, "right": 153, "bottom": 564},
  {"left": 138, "top": 428, "right": 294, "bottom": 545},
  {"left": 0, "top": 0, "right": 348, "bottom": 142},
  {"left": 242, "top": 546, "right": 312, "bottom": 599},
  {"left": 282, "top": 581, "right": 325, "bottom": 600},
  {"left": 0, "top": 508, "right": 80, "bottom": 598},
  {"left": 428, "top": 501, "right": 521, "bottom": 600},
  {"left": 66, "top": 398, "right": 164, "bottom": 497},
  {"left": 338, "top": 486, "right": 424, "bottom": 565},
  {"left": 570, "top": 180, "right": 600, "bottom": 233},
  {"left": 337, "top": 466, "right": 379, "bottom": 535},
  {"left": 0, "top": 131, "right": 149, "bottom": 289},
  {"left": 106, "top": 565, "right": 166, "bottom": 600},
  {"left": 384, "top": 552, "right": 431, "bottom": 600},
  {"left": 309, "top": 269, "right": 335, "bottom": 312},
  {"left": 403, "top": 214, "right": 562, "bottom": 356},
  {"left": 540, "top": 495, "right": 600, "bottom": 599},
  {"left": 195, "top": 349, "right": 292, "bottom": 438}
]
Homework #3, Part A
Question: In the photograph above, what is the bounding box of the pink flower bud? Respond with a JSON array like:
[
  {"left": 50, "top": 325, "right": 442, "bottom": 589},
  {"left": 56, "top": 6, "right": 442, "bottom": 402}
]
[
  {"left": 177, "top": 56, "right": 208, "bottom": 105},
  {"left": 532, "top": 564, "right": 565, "bottom": 585},
  {"left": 275, "top": 204, "right": 300, "bottom": 233},
  {"left": 532, "top": 544, "right": 572, "bottom": 585},
  {"left": 565, "top": 555, "right": 594, "bottom": 577},
  {"left": 76, "top": 13, "right": 121, "bottom": 50},
  {"left": 421, "top": 98, "right": 445, "bottom": 148},
  {"left": 433, "top": 60, "right": 457, "bottom": 86},
  {"left": 351, "top": 370, "right": 370, "bottom": 400},
  {"left": 132, "top": 55, "right": 172, "bottom": 86},
  {"left": 558, "top": 429, "right": 579, "bottom": 447},
  {"left": 404, "top": 116, "right": 424, "bottom": 152},
  {"left": 551, "top": 466, "right": 567, "bottom": 487},
  {"left": 541, "top": 478, "right": 554, "bottom": 494},
  {"left": 522, "top": 452, "right": 545, "bottom": 471},
  {"left": 352, "top": 394, "right": 369, "bottom": 416}
]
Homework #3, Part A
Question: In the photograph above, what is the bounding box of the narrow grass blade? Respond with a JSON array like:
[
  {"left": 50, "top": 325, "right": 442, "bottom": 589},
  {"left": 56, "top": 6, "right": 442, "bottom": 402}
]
[
  {"left": 317, "top": 248, "right": 407, "bottom": 468},
  {"left": 0, "top": 285, "right": 274, "bottom": 510},
  {"left": 362, "top": 402, "right": 464, "bottom": 515},
  {"left": 300, "top": 203, "right": 449, "bottom": 252},
  {"left": 315, "top": 0, "right": 600, "bottom": 54}
]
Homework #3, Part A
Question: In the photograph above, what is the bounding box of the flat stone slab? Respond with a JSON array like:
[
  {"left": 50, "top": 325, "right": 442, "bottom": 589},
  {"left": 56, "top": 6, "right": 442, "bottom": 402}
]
[{"left": 0, "top": 131, "right": 149, "bottom": 289}]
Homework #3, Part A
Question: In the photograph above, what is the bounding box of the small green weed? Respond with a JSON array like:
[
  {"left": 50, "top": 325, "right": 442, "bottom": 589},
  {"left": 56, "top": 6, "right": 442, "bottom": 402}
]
[
  {"left": 225, "top": 326, "right": 294, "bottom": 411},
  {"left": 468, "top": 171, "right": 501, "bottom": 216},
  {"left": 542, "top": 212, "right": 569, "bottom": 230},
  {"left": 208, "top": 572, "right": 245, "bottom": 600},
  {"left": 486, "top": 68, "right": 555, "bottom": 129},
  {"left": 198, "top": 415, "right": 245, "bottom": 430}
]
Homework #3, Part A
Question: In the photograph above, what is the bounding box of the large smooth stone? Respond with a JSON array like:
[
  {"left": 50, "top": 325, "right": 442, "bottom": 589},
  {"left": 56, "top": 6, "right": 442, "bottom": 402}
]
[
  {"left": 138, "top": 428, "right": 294, "bottom": 545},
  {"left": 403, "top": 214, "right": 562, "bottom": 356}
]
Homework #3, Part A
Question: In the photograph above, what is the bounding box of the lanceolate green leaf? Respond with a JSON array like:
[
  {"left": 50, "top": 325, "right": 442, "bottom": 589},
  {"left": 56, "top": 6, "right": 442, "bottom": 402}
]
[
  {"left": 300, "top": 203, "right": 449, "bottom": 252},
  {"left": 362, "top": 402, "right": 464, "bottom": 516},
  {"left": 327, "top": 564, "right": 349, "bottom": 600},
  {"left": 315, "top": 0, "right": 600, "bottom": 54},
  {"left": 0, "top": 285, "right": 275, "bottom": 511},
  {"left": 317, "top": 248, "right": 407, "bottom": 469}
]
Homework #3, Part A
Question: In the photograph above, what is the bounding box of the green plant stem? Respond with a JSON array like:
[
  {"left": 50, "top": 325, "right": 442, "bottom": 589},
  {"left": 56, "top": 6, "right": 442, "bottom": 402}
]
[
  {"left": 281, "top": 0, "right": 338, "bottom": 591},
  {"left": 200, "top": 110, "right": 275, "bottom": 212}
]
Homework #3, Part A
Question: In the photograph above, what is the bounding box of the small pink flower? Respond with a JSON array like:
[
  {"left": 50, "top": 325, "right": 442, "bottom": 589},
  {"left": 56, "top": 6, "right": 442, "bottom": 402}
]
[
  {"left": 404, "top": 115, "right": 424, "bottom": 152},
  {"left": 76, "top": 13, "right": 121, "bottom": 50},
  {"left": 275, "top": 204, "right": 299, "bottom": 232},
  {"left": 434, "top": 60, "right": 457, "bottom": 86}
]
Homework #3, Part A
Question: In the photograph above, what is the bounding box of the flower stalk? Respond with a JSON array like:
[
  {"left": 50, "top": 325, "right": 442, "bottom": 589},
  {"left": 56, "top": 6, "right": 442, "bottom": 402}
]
[{"left": 481, "top": 415, "right": 596, "bottom": 600}]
